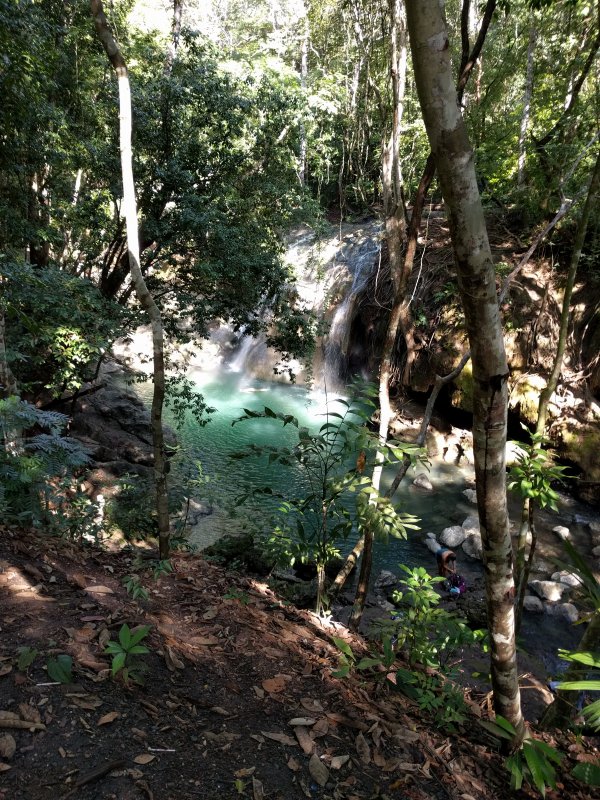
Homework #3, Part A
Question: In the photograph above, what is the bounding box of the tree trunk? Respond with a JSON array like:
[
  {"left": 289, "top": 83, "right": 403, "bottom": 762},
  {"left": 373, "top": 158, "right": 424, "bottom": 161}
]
[
  {"left": 0, "top": 303, "right": 18, "bottom": 399},
  {"left": 517, "top": 20, "right": 536, "bottom": 188},
  {"left": 406, "top": 0, "right": 524, "bottom": 741},
  {"left": 91, "top": 0, "right": 171, "bottom": 560}
]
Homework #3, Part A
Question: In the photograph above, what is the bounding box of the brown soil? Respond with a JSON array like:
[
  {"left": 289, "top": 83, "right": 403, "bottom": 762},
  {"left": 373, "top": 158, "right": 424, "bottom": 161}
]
[{"left": 0, "top": 526, "right": 597, "bottom": 800}]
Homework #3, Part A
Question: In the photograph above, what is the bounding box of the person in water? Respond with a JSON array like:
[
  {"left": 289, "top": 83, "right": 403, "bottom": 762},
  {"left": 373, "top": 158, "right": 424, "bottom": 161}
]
[{"left": 436, "top": 546, "right": 456, "bottom": 577}]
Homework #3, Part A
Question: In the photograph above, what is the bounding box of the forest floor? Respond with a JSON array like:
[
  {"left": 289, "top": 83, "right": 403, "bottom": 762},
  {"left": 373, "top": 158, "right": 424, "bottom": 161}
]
[{"left": 1, "top": 526, "right": 599, "bottom": 800}]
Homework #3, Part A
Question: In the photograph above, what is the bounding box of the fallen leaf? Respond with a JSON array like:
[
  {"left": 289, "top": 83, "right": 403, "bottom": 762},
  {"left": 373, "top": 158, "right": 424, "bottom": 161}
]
[
  {"left": 287, "top": 756, "right": 302, "bottom": 771},
  {"left": 288, "top": 717, "right": 315, "bottom": 727},
  {"left": 261, "top": 731, "right": 297, "bottom": 747},
  {"left": 330, "top": 755, "right": 350, "bottom": 770},
  {"left": 300, "top": 697, "right": 323, "bottom": 713},
  {"left": 98, "top": 711, "right": 120, "bottom": 726},
  {"left": 58, "top": 747, "right": 67, "bottom": 758},
  {"left": 293, "top": 726, "right": 315, "bottom": 755},
  {"left": 133, "top": 754, "right": 155, "bottom": 765},
  {"left": 312, "top": 718, "right": 328, "bottom": 737},
  {"left": 252, "top": 776, "right": 265, "bottom": 800},
  {"left": 234, "top": 767, "right": 256, "bottom": 778},
  {"left": 0, "top": 665, "right": 12, "bottom": 677},
  {"left": 203, "top": 608, "right": 218, "bottom": 620},
  {"left": 85, "top": 585, "right": 114, "bottom": 594},
  {"left": 252, "top": 686, "right": 265, "bottom": 700},
  {"left": 373, "top": 749, "right": 386, "bottom": 767},
  {"left": 0, "top": 762, "right": 10, "bottom": 772},
  {"left": 261, "top": 675, "right": 290, "bottom": 694},
  {"left": 190, "top": 635, "right": 219, "bottom": 646},
  {"left": 18, "top": 704, "right": 41, "bottom": 724},
  {"left": 70, "top": 695, "right": 103, "bottom": 710},
  {"left": 355, "top": 732, "right": 371, "bottom": 764},
  {"left": 164, "top": 646, "right": 185, "bottom": 671},
  {"left": 308, "top": 753, "right": 329, "bottom": 787},
  {"left": 0, "top": 735, "right": 16, "bottom": 760},
  {"left": 210, "top": 707, "right": 229, "bottom": 716},
  {"left": 98, "top": 628, "right": 111, "bottom": 649}
]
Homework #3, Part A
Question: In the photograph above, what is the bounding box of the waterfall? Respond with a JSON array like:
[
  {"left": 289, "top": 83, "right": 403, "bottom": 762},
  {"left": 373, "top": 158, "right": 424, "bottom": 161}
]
[{"left": 224, "top": 220, "right": 383, "bottom": 389}]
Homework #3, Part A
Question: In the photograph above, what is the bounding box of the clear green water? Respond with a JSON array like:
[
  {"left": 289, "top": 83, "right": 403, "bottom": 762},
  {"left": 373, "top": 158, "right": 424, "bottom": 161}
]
[{"left": 146, "top": 369, "right": 479, "bottom": 577}]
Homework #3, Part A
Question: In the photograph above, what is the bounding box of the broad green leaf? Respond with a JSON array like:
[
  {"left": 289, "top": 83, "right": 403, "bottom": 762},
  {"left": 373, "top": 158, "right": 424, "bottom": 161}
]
[
  {"left": 332, "top": 636, "right": 354, "bottom": 659},
  {"left": 572, "top": 761, "right": 600, "bottom": 787}
]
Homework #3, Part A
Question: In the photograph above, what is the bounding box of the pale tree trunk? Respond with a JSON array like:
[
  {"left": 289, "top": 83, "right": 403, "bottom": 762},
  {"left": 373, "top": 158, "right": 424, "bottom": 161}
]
[
  {"left": 406, "top": 0, "right": 524, "bottom": 741},
  {"left": 517, "top": 20, "right": 536, "bottom": 188},
  {"left": 298, "top": 14, "right": 309, "bottom": 185},
  {"left": 0, "top": 303, "right": 18, "bottom": 399},
  {"left": 349, "top": 0, "right": 407, "bottom": 631},
  {"left": 91, "top": 0, "right": 171, "bottom": 560}
]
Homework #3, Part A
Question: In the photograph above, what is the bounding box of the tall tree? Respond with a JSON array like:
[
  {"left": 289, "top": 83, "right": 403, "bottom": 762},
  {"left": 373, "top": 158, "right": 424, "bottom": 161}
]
[
  {"left": 91, "top": 0, "right": 171, "bottom": 559},
  {"left": 405, "top": 0, "right": 524, "bottom": 740}
]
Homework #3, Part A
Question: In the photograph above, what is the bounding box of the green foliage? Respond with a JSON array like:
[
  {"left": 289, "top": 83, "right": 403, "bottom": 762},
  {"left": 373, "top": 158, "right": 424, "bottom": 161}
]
[
  {"left": 508, "top": 433, "right": 568, "bottom": 511},
  {"left": 0, "top": 258, "right": 128, "bottom": 399},
  {"left": 557, "top": 648, "right": 600, "bottom": 731},
  {"left": 0, "top": 397, "right": 99, "bottom": 537},
  {"left": 122, "top": 574, "right": 149, "bottom": 602},
  {"left": 223, "top": 587, "right": 250, "bottom": 605},
  {"left": 371, "top": 566, "right": 484, "bottom": 669},
  {"left": 231, "top": 383, "right": 422, "bottom": 611},
  {"left": 104, "top": 624, "right": 151, "bottom": 685},
  {"left": 554, "top": 539, "right": 600, "bottom": 610},
  {"left": 481, "top": 717, "right": 562, "bottom": 797},
  {"left": 394, "top": 668, "right": 469, "bottom": 732},
  {"left": 16, "top": 646, "right": 38, "bottom": 673},
  {"left": 47, "top": 654, "right": 73, "bottom": 685},
  {"left": 571, "top": 761, "right": 600, "bottom": 788}
]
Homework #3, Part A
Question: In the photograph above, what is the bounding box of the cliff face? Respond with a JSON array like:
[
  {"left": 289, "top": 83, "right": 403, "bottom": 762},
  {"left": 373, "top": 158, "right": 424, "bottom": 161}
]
[{"left": 346, "top": 210, "right": 600, "bottom": 505}]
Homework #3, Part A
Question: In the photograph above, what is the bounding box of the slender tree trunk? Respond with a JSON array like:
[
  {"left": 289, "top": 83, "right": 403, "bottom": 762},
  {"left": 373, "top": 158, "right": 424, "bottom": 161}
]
[
  {"left": 0, "top": 304, "right": 18, "bottom": 399},
  {"left": 91, "top": 0, "right": 171, "bottom": 559},
  {"left": 535, "top": 149, "right": 600, "bottom": 436},
  {"left": 349, "top": 0, "right": 407, "bottom": 631},
  {"left": 406, "top": 0, "right": 524, "bottom": 741},
  {"left": 298, "top": 14, "right": 309, "bottom": 185},
  {"left": 518, "top": 21, "right": 536, "bottom": 188}
]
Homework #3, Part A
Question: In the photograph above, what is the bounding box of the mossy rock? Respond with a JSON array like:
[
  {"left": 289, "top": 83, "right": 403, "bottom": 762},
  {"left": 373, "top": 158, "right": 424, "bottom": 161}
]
[
  {"left": 559, "top": 422, "right": 600, "bottom": 483},
  {"left": 453, "top": 362, "right": 474, "bottom": 413},
  {"left": 508, "top": 374, "right": 546, "bottom": 425},
  {"left": 203, "top": 533, "right": 275, "bottom": 576}
]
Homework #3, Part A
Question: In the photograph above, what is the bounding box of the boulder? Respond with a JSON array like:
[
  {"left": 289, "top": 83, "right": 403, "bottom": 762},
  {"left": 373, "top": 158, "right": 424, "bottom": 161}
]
[
  {"left": 552, "top": 525, "right": 571, "bottom": 541},
  {"left": 374, "top": 571, "right": 398, "bottom": 591},
  {"left": 550, "top": 570, "right": 582, "bottom": 588},
  {"left": 592, "top": 545, "right": 600, "bottom": 557},
  {"left": 462, "top": 532, "right": 483, "bottom": 560},
  {"left": 462, "top": 515, "right": 480, "bottom": 533},
  {"left": 439, "top": 525, "right": 466, "bottom": 548},
  {"left": 413, "top": 473, "right": 433, "bottom": 491},
  {"left": 529, "top": 580, "right": 571, "bottom": 602},
  {"left": 523, "top": 595, "right": 544, "bottom": 613},
  {"left": 462, "top": 489, "right": 477, "bottom": 504},
  {"left": 544, "top": 602, "right": 579, "bottom": 624}
]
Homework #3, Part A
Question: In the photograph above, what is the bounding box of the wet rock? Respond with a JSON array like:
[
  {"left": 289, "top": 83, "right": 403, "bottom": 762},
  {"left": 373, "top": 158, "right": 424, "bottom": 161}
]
[
  {"left": 183, "top": 498, "right": 213, "bottom": 526},
  {"left": 550, "top": 570, "right": 582, "bottom": 588},
  {"left": 544, "top": 602, "right": 579, "bottom": 624},
  {"left": 552, "top": 525, "right": 571, "bottom": 540},
  {"left": 529, "top": 580, "right": 571, "bottom": 602},
  {"left": 439, "top": 526, "right": 466, "bottom": 548},
  {"left": 462, "top": 532, "right": 483, "bottom": 560},
  {"left": 413, "top": 473, "right": 433, "bottom": 491},
  {"left": 424, "top": 535, "right": 440, "bottom": 555},
  {"left": 523, "top": 595, "right": 544, "bottom": 613},
  {"left": 462, "top": 489, "right": 477, "bottom": 504},
  {"left": 592, "top": 545, "right": 600, "bottom": 557}
]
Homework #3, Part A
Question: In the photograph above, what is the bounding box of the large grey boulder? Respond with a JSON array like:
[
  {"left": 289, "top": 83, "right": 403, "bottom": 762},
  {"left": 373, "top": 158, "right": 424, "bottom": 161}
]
[
  {"left": 529, "top": 580, "right": 571, "bottom": 602},
  {"left": 413, "top": 473, "right": 433, "bottom": 491},
  {"left": 462, "top": 515, "right": 480, "bottom": 533},
  {"left": 550, "top": 570, "right": 582, "bottom": 588},
  {"left": 462, "top": 532, "right": 483, "bottom": 560},
  {"left": 462, "top": 489, "right": 477, "bottom": 504},
  {"left": 439, "top": 526, "right": 466, "bottom": 548},
  {"left": 544, "top": 602, "right": 579, "bottom": 624},
  {"left": 374, "top": 571, "right": 398, "bottom": 591},
  {"left": 523, "top": 595, "right": 544, "bottom": 613}
]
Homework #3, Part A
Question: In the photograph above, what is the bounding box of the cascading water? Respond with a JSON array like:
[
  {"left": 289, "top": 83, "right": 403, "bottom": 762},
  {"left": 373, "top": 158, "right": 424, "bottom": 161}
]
[{"left": 223, "top": 221, "right": 384, "bottom": 389}]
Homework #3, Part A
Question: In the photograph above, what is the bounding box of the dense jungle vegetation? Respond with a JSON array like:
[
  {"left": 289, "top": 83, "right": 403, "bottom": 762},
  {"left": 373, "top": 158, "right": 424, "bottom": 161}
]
[{"left": 1, "top": 1, "right": 600, "bottom": 797}]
